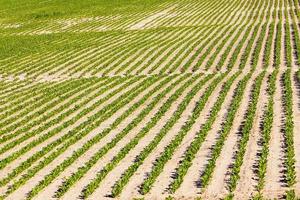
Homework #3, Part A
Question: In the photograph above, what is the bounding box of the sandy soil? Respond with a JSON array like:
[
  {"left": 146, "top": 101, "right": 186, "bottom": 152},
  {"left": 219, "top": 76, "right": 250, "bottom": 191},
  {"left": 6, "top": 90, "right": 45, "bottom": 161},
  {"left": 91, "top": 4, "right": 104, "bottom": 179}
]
[
  {"left": 234, "top": 73, "right": 268, "bottom": 199},
  {"left": 2, "top": 0, "right": 300, "bottom": 199},
  {"left": 201, "top": 0, "right": 268, "bottom": 194},
  {"left": 4, "top": 76, "right": 176, "bottom": 200},
  {"left": 263, "top": 71, "right": 287, "bottom": 199},
  {"left": 201, "top": 74, "right": 255, "bottom": 199},
  {"left": 174, "top": 72, "right": 244, "bottom": 197},
  {"left": 0, "top": 80, "right": 105, "bottom": 149},
  {"left": 87, "top": 78, "right": 204, "bottom": 199},
  {"left": 128, "top": 6, "right": 177, "bottom": 30},
  {"left": 0, "top": 78, "right": 143, "bottom": 183},
  {"left": 233, "top": 2, "right": 273, "bottom": 195},
  {"left": 289, "top": 1, "right": 300, "bottom": 194},
  {"left": 32, "top": 74, "right": 181, "bottom": 200},
  {"left": 59, "top": 76, "right": 202, "bottom": 200},
  {"left": 127, "top": 75, "right": 227, "bottom": 198}
]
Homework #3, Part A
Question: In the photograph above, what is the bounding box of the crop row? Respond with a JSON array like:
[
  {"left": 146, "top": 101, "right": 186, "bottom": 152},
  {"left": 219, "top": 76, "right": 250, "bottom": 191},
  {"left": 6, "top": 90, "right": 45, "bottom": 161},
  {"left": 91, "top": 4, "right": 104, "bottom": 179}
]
[
  {"left": 79, "top": 73, "right": 215, "bottom": 198},
  {"left": 282, "top": 0, "right": 297, "bottom": 192},
  {"left": 255, "top": 69, "right": 278, "bottom": 197},
  {"left": 0, "top": 77, "right": 129, "bottom": 158},
  {"left": 198, "top": 71, "right": 253, "bottom": 190},
  {"left": 227, "top": 71, "right": 265, "bottom": 199},
  {"left": 0, "top": 76, "right": 144, "bottom": 170},
  {"left": 0, "top": 76, "right": 154, "bottom": 186},
  {"left": 138, "top": 73, "right": 227, "bottom": 195},
  {"left": 0, "top": 76, "right": 163, "bottom": 198},
  {"left": 168, "top": 72, "right": 241, "bottom": 192},
  {"left": 170, "top": 0, "right": 247, "bottom": 73},
  {"left": 26, "top": 74, "right": 192, "bottom": 199},
  {"left": 69, "top": 74, "right": 214, "bottom": 199},
  {"left": 282, "top": 69, "right": 296, "bottom": 187},
  {"left": 0, "top": 78, "right": 103, "bottom": 141}
]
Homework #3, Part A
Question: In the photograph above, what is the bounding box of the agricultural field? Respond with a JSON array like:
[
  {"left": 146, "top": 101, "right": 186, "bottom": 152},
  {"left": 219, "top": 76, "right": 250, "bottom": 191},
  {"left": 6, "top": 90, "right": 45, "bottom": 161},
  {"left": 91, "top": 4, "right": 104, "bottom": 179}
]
[{"left": 0, "top": 0, "right": 300, "bottom": 199}]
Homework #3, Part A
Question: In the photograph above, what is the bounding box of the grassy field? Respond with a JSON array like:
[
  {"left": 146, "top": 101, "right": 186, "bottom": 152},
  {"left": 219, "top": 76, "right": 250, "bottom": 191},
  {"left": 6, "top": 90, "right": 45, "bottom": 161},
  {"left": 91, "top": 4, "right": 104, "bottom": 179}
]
[{"left": 0, "top": 0, "right": 300, "bottom": 199}]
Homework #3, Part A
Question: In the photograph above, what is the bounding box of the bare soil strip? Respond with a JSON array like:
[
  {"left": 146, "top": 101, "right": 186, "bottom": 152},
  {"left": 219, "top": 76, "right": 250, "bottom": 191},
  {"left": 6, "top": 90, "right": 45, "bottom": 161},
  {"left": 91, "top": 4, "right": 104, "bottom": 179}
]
[{"left": 128, "top": 6, "right": 177, "bottom": 30}]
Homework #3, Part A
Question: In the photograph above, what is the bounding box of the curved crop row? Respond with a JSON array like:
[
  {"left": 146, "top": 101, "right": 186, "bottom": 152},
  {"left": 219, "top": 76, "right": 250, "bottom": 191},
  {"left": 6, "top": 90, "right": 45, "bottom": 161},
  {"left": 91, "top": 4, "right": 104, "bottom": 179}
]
[
  {"left": 0, "top": 78, "right": 102, "bottom": 140},
  {"left": 0, "top": 76, "right": 174, "bottom": 186}
]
